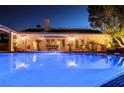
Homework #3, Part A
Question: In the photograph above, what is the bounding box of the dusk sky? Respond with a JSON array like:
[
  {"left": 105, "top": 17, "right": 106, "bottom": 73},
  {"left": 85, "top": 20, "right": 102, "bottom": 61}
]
[{"left": 0, "top": 5, "right": 90, "bottom": 31}]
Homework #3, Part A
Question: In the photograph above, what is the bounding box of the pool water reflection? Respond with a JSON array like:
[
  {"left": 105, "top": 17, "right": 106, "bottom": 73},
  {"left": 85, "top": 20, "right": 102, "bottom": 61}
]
[
  {"left": 0, "top": 52, "right": 124, "bottom": 86},
  {"left": 10, "top": 53, "right": 124, "bottom": 70}
]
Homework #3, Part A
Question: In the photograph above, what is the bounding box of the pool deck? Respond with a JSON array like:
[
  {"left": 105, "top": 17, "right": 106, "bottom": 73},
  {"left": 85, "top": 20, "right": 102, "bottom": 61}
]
[{"left": 101, "top": 74, "right": 124, "bottom": 87}]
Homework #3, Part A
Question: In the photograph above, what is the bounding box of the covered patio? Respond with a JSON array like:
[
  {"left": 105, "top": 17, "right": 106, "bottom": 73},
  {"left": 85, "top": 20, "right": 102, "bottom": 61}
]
[{"left": 0, "top": 25, "right": 18, "bottom": 52}]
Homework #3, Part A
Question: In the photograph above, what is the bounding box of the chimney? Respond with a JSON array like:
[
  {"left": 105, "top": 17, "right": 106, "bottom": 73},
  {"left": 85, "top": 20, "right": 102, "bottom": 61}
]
[{"left": 44, "top": 18, "right": 50, "bottom": 31}]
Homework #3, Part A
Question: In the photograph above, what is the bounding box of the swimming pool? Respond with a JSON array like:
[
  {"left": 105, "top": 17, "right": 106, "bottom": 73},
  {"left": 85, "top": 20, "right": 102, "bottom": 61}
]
[{"left": 0, "top": 52, "right": 124, "bottom": 87}]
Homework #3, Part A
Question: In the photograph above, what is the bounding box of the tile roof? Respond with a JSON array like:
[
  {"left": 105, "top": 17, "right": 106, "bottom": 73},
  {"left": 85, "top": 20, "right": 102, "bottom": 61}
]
[{"left": 19, "top": 28, "right": 102, "bottom": 34}]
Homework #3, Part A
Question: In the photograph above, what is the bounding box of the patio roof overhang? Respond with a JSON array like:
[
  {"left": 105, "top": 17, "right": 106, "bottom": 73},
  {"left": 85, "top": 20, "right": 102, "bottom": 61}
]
[{"left": 0, "top": 25, "right": 17, "bottom": 34}]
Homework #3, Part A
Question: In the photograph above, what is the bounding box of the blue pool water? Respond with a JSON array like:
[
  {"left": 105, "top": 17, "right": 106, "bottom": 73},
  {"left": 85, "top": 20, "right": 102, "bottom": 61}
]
[{"left": 0, "top": 52, "right": 124, "bottom": 87}]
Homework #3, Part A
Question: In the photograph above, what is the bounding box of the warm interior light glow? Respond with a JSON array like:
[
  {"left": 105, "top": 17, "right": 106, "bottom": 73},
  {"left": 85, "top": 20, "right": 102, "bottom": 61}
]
[
  {"left": 20, "top": 36, "right": 27, "bottom": 41},
  {"left": 56, "top": 41, "right": 60, "bottom": 45},
  {"left": 68, "top": 37, "right": 76, "bottom": 45},
  {"left": 68, "top": 37, "right": 75, "bottom": 42},
  {"left": 40, "top": 37, "right": 44, "bottom": 40}
]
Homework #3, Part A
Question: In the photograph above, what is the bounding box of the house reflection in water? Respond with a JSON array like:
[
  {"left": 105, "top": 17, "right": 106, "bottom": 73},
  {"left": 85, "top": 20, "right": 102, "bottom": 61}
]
[
  {"left": 66, "top": 60, "right": 78, "bottom": 68},
  {"left": 10, "top": 53, "right": 124, "bottom": 71},
  {"left": 10, "top": 53, "right": 37, "bottom": 71}
]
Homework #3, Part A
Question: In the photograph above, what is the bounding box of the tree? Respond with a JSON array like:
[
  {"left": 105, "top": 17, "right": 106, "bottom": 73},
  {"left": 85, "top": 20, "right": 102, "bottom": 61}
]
[
  {"left": 36, "top": 25, "right": 41, "bottom": 28},
  {"left": 88, "top": 5, "right": 124, "bottom": 47}
]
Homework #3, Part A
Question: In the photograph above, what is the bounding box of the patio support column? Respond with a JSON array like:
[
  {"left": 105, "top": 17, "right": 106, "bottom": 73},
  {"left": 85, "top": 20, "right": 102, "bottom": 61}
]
[
  {"left": 8, "top": 32, "right": 14, "bottom": 52},
  {"left": 65, "top": 38, "right": 69, "bottom": 51},
  {"left": 42, "top": 39, "right": 47, "bottom": 51},
  {"left": 84, "top": 38, "right": 87, "bottom": 51}
]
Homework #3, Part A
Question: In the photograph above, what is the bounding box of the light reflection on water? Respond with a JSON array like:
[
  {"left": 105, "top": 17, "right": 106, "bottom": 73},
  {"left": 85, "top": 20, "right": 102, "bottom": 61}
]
[{"left": 7, "top": 52, "right": 124, "bottom": 71}]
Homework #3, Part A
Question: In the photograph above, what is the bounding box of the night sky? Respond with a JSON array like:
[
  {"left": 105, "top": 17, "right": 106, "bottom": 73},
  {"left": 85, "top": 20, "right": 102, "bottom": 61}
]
[{"left": 0, "top": 5, "right": 90, "bottom": 31}]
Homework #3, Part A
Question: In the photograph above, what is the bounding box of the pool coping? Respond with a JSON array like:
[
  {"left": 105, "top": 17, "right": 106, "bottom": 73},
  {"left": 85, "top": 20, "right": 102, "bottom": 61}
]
[
  {"left": 0, "top": 51, "right": 124, "bottom": 57},
  {"left": 0, "top": 51, "right": 105, "bottom": 53}
]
